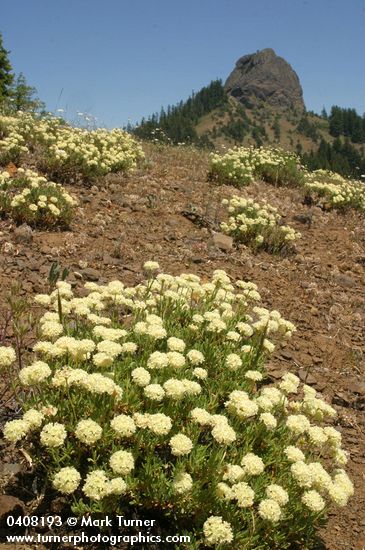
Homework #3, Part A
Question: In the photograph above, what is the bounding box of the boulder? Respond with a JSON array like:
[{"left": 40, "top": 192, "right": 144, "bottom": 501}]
[
  {"left": 224, "top": 48, "right": 305, "bottom": 111},
  {"left": 14, "top": 224, "right": 33, "bottom": 244},
  {"left": 0, "top": 495, "right": 25, "bottom": 527},
  {"left": 212, "top": 233, "right": 233, "bottom": 251}
]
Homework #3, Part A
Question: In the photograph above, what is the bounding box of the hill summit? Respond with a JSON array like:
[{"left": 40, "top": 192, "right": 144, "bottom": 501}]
[
  {"left": 224, "top": 48, "right": 305, "bottom": 112},
  {"left": 133, "top": 48, "right": 365, "bottom": 178}
]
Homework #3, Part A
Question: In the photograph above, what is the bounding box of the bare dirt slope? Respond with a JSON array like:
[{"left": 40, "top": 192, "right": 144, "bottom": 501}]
[{"left": 0, "top": 144, "right": 364, "bottom": 549}]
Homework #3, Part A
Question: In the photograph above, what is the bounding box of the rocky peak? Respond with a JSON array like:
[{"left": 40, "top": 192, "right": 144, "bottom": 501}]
[{"left": 224, "top": 48, "right": 305, "bottom": 112}]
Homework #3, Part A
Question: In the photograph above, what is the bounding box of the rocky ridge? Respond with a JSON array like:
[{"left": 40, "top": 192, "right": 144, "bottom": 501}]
[{"left": 224, "top": 48, "right": 305, "bottom": 112}]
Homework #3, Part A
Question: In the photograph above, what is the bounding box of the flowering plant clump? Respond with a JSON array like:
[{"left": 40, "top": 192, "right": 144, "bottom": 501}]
[
  {"left": 304, "top": 169, "right": 365, "bottom": 212},
  {"left": 0, "top": 345, "right": 17, "bottom": 370},
  {"left": 0, "top": 168, "right": 77, "bottom": 228},
  {"left": 4, "top": 265, "right": 353, "bottom": 548},
  {"left": 0, "top": 112, "right": 144, "bottom": 183},
  {"left": 221, "top": 195, "right": 301, "bottom": 253},
  {"left": 209, "top": 146, "right": 304, "bottom": 188}
]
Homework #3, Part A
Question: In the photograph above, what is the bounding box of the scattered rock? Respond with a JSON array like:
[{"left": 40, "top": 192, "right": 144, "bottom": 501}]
[
  {"left": 346, "top": 381, "right": 365, "bottom": 396},
  {"left": 212, "top": 233, "right": 233, "bottom": 251},
  {"left": 27, "top": 261, "right": 40, "bottom": 272},
  {"left": 0, "top": 463, "right": 22, "bottom": 476},
  {"left": 103, "top": 254, "right": 122, "bottom": 266},
  {"left": 14, "top": 224, "right": 33, "bottom": 244},
  {"left": 332, "top": 392, "right": 351, "bottom": 408},
  {"left": 313, "top": 379, "right": 327, "bottom": 392},
  {"left": 39, "top": 244, "right": 53, "bottom": 255},
  {"left": 27, "top": 273, "right": 40, "bottom": 287},
  {"left": 334, "top": 274, "right": 356, "bottom": 288},
  {"left": 181, "top": 209, "right": 215, "bottom": 230},
  {"left": 3, "top": 242, "right": 14, "bottom": 254},
  {"left": 298, "top": 369, "right": 317, "bottom": 385},
  {"left": 0, "top": 495, "right": 25, "bottom": 526},
  {"left": 165, "top": 219, "right": 180, "bottom": 228},
  {"left": 329, "top": 304, "right": 343, "bottom": 317},
  {"left": 192, "top": 256, "right": 204, "bottom": 264},
  {"left": 293, "top": 213, "right": 312, "bottom": 225},
  {"left": 268, "top": 368, "right": 285, "bottom": 380},
  {"left": 81, "top": 268, "right": 101, "bottom": 281}
]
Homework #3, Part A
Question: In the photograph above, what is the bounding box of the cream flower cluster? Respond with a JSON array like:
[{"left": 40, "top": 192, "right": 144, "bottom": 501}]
[
  {"left": 304, "top": 169, "right": 365, "bottom": 211},
  {"left": 203, "top": 516, "right": 234, "bottom": 545},
  {"left": 82, "top": 470, "right": 127, "bottom": 500},
  {"left": 0, "top": 112, "right": 144, "bottom": 181},
  {"left": 0, "top": 345, "right": 16, "bottom": 368},
  {"left": 209, "top": 145, "right": 303, "bottom": 187},
  {"left": 0, "top": 167, "right": 77, "bottom": 228},
  {"left": 3, "top": 266, "right": 354, "bottom": 549},
  {"left": 172, "top": 472, "right": 193, "bottom": 494},
  {"left": 221, "top": 195, "right": 301, "bottom": 252}
]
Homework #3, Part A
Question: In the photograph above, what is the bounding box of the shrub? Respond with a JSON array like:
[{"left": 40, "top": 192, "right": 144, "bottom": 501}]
[
  {"left": 208, "top": 147, "right": 256, "bottom": 186},
  {"left": 3, "top": 265, "right": 353, "bottom": 548},
  {"left": 304, "top": 169, "right": 365, "bottom": 211},
  {"left": 0, "top": 112, "right": 144, "bottom": 183},
  {"left": 256, "top": 148, "right": 304, "bottom": 187},
  {"left": 0, "top": 168, "right": 77, "bottom": 228},
  {"left": 208, "top": 146, "right": 305, "bottom": 188},
  {"left": 0, "top": 114, "right": 29, "bottom": 164},
  {"left": 221, "top": 196, "right": 301, "bottom": 253}
]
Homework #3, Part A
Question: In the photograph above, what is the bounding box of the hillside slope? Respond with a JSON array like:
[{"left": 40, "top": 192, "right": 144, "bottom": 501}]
[
  {"left": 195, "top": 96, "right": 331, "bottom": 152},
  {"left": 133, "top": 49, "right": 365, "bottom": 177},
  {"left": 0, "top": 143, "right": 364, "bottom": 549}
]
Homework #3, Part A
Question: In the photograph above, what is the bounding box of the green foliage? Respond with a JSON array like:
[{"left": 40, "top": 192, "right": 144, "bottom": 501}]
[
  {"left": 0, "top": 168, "right": 77, "bottom": 228},
  {"left": 9, "top": 72, "right": 45, "bottom": 113},
  {"left": 221, "top": 196, "right": 301, "bottom": 254},
  {"left": 273, "top": 117, "right": 281, "bottom": 142},
  {"left": 0, "top": 32, "right": 14, "bottom": 102},
  {"left": 304, "top": 169, "right": 365, "bottom": 212},
  {"left": 221, "top": 119, "right": 249, "bottom": 142},
  {"left": 209, "top": 147, "right": 304, "bottom": 188},
  {"left": 302, "top": 138, "right": 365, "bottom": 178},
  {"left": 0, "top": 112, "right": 144, "bottom": 183},
  {"left": 328, "top": 106, "right": 365, "bottom": 143},
  {"left": 251, "top": 125, "right": 268, "bottom": 147},
  {"left": 133, "top": 80, "right": 228, "bottom": 145},
  {"left": 218, "top": 105, "right": 251, "bottom": 143},
  {"left": 48, "top": 262, "right": 70, "bottom": 291},
  {"left": 297, "top": 116, "right": 319, "bottom": 141},
  {"left": 2, "top": 267, "right": 354, "bottom": 548}
]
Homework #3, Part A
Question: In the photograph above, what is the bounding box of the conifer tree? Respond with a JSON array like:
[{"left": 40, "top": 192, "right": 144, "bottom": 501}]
[
  {"left": 10, "top": 72, "right": 44, "bottom": 112},
  {"left": 0, "top": 32, "right": 14, "bottom": 102}
]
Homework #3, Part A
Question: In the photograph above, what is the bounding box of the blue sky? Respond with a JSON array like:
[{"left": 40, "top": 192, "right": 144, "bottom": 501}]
[{"left": 2, "top": 0, "right": 365, "bottom": 127}]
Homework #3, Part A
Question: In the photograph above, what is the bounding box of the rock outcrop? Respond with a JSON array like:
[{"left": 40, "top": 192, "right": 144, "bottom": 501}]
[{"left": 224, "top": 48, "right": 305, "bottom": 112}]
